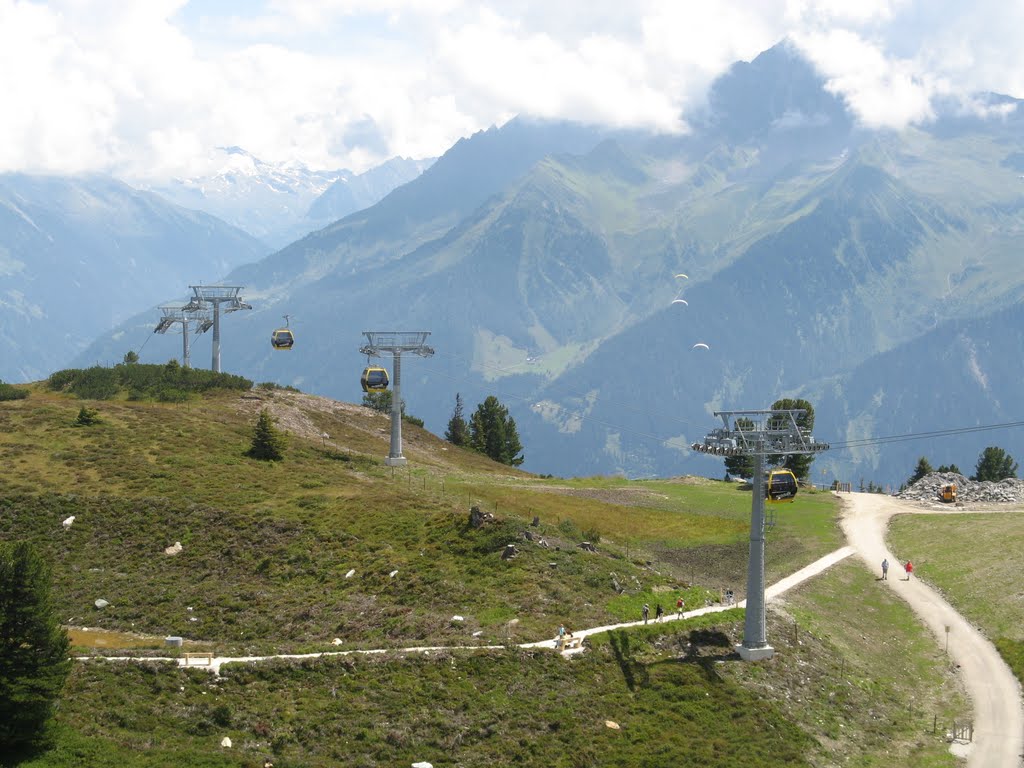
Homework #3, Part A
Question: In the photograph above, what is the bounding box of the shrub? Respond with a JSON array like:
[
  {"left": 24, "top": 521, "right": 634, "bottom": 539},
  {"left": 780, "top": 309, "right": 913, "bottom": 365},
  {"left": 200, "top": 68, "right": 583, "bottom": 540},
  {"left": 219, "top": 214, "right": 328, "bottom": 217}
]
[
  {"left": 74, "top": 407, "right": 101, "bottom": 427},
  {"left": 0, "top": 381, "right": 29, "bottom": 401},
  {"left": 46, "top": 364, "right": 252, "bottom": 400}
]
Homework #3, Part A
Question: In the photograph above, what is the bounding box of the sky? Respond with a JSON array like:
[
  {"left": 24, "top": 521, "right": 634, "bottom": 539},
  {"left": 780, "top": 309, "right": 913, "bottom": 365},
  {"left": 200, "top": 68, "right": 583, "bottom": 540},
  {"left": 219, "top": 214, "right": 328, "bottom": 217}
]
[{"left": 1, "top": 0, "right": 1022, "bottom": 181}]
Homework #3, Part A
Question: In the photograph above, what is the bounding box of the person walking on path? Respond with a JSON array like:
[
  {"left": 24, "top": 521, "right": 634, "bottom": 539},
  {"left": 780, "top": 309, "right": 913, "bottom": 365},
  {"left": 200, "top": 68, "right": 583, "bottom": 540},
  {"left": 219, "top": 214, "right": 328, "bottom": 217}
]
[
  {"left": 881, "top": 558, "right": 889, "bottom": 580},
  {"left": 655, "top": 603, "right": 664, "bottom": 622},
  {"left": 642, "top": 603, "right": 650, "bottom": 624},
  {"left": 904, "top": 560, "right": 913, "bottom": 580},
  {"left": 557, "top": 624, "right": 566, "bottom": 647},
  {"left": 676, "top": 596, "right": 685, "bottom": 618}
]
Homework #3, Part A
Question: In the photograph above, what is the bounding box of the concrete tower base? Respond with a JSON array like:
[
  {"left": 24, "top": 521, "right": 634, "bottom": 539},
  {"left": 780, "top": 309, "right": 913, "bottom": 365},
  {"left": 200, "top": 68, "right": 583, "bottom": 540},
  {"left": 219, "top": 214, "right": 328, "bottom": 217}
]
[{"left": 736, "top": 644, "right": 775, "bottom": 661}]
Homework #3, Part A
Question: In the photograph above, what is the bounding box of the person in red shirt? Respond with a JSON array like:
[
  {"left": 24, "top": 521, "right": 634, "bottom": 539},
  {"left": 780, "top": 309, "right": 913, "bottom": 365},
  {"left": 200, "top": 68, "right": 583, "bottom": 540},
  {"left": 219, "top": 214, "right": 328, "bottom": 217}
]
[{"left": 905, "top": 560, "right": 914, "bottom": 580}]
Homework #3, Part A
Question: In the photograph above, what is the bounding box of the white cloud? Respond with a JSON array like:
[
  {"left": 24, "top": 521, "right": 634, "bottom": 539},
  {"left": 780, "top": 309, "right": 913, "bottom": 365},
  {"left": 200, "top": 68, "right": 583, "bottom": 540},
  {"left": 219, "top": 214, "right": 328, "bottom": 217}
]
[{"left": 0, "top": 0, "right": 1021, "bottom": 181}]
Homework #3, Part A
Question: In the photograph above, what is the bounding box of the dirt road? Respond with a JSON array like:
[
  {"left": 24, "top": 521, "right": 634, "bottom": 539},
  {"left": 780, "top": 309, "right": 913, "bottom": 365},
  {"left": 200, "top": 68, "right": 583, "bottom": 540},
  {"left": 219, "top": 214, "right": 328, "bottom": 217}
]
[{"left": 841, "top": 492, "right": 1024, "bottom": 767}]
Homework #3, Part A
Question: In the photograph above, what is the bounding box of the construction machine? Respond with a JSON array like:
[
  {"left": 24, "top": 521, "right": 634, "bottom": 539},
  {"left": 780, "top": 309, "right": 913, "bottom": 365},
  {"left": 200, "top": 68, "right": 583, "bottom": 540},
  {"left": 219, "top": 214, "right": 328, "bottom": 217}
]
[{"left": 940, "top": 484, "right": 957, "bottom": 503}]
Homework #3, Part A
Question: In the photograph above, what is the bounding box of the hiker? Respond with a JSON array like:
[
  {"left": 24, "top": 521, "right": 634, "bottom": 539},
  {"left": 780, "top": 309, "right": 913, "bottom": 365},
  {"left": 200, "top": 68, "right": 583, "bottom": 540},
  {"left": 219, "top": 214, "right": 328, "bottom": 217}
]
[
  {"left": 642, "top": 603, "right": 649, "bottom": 624},
  {"left": 881, "top": 558, "right": 889, "bottom": 580},
  {"left": 905, "top": 560, "right": 914, "bottom": 580},
  {"left": 557, "top": 624, "right": 566, "bottom": 647},
  {"left": 655, "top": 603, "right": 664, "bottom": 622},
  {"left": 676, "top": 596, "right": 685, "bottom": 617}
]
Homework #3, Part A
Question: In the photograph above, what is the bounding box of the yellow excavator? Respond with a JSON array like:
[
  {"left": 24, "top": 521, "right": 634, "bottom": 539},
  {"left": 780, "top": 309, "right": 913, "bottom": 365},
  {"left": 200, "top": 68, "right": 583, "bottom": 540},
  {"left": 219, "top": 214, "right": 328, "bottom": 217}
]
[{"left": 940, "top": 484, "right": 957, "bottom": 503}]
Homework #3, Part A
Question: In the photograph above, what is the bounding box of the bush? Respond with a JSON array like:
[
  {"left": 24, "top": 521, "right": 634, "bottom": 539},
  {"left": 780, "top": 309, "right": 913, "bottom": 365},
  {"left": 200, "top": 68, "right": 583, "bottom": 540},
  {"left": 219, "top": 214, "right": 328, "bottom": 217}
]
[
  {"left": 46, "top": 364, "right": 252, "bottom": 400},
  {"left": 0, "top": 381, "right": 29, "bottom": 401},
  {"left": 74, "top": 407, "right": 100, "bottom": 427}
]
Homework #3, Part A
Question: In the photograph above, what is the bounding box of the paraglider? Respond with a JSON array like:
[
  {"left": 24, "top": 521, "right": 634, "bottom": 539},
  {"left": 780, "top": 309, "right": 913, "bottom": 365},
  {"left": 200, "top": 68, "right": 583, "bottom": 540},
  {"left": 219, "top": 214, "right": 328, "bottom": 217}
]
[
  {"left": 692, "top": 342, "right": 710, "bottom": 350},
  {"left": 672, "top": 299, "right": 688, "bottom": 306},
  {"left": 674, "top": 273, "right": 688, "bottom": 279}
]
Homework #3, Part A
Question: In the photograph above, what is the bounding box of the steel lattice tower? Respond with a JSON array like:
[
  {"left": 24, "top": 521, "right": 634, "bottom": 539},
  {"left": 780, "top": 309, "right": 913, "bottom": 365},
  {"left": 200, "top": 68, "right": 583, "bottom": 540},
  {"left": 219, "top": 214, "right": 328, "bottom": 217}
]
[
  {"left": 154, "top": 305, "right": 212, "bottom": 369},
  {"left": 692, "top": 410, "right": 829, "bottom": 661},
  {"left": 185, "top": 285, "right": 251, "bottom": 372},
  {"left": 360, "top": 331, "right": 434, "bottom": 466}
]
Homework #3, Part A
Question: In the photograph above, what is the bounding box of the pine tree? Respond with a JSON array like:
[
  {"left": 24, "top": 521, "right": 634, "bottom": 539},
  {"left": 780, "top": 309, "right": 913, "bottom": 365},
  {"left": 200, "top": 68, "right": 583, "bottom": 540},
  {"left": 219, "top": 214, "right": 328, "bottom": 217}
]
[
  {"left": 908, "top": 456, "right": 933, "bottom": 485},
  {"left": 247, "top": 408, "right": 287, "bottom": 461},
  {"left": 769, "top": 398, "right": 815, "bottom": 480},
  {"left": 723, "top": 417, "right": 755, "bottom": 478},
  {"left": 0, "top": 541, "right": 72, "bottom": 752},
  {"left": 469, "top": 396, "right": 524, "bottom": 466},
  {"left": 972, "top": 446, "right": 1018, "bottom": 482},
  {"left": 444, "top": 393, "right": 469, "bottom": 446}
]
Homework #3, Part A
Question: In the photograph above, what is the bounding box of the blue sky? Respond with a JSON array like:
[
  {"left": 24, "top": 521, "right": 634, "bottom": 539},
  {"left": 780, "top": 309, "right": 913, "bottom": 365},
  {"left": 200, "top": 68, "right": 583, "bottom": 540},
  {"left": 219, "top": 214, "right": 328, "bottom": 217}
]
[{"left": 1, "top": 0, "right": 1021, "bottom": 181}]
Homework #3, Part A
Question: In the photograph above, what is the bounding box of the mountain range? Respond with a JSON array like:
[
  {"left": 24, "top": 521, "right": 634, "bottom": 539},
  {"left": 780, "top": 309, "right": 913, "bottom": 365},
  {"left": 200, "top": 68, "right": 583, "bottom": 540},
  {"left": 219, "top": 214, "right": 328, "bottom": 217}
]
[
  {"left": 0, "top": 174, "right": 267, "bottom": 383},
  {"left": 67, "top": 41, "right": 1024, "bottom": 488},
  {"left": 147, "top": 147, "right": 434, "bottom": 248}
]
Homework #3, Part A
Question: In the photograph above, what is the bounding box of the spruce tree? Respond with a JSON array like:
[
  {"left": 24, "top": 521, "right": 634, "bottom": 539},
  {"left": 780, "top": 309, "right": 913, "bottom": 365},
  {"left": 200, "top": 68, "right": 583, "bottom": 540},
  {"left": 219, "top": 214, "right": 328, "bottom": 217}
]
[
  {"left": 769, "top": 398, "right": 815, "bottom": 480},
  {"left": 469, "top": 396, "right": 524, "bottom": 466},
  {"left": 0, "top": 541, "right": 71, "bottom": 752},
  {"left": 972, "top": 446, "right": 1018, "bottom": 482},
  {"left": 444, "top": 393, "right": 469, "bottom": 446},
  {"left": 908, "top": 456, "right": 933, "bottom": 485},
  {"left": 248, "top": 408, "right": 287, "bottom": 461}
]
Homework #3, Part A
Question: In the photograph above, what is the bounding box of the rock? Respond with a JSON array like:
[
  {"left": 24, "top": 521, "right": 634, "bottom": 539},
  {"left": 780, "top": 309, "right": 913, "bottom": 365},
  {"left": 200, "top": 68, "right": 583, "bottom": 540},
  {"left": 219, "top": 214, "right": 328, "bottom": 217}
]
[
  {"left": 165, "top": 636, "right": 183, "bottom": 647},
  {"left": 898, "top": 471, "right": 1024, "bottom": 504},
  {"left": 62, "top": 515, "right": 75, "bottom": 529},
  {"left": 605, "top": 720, "right": 620, "bottom": 730},
  {"left": 469, "top": 505, "right": 493, "bottom": 528},
  {"left": 332, "top": 638, "right": 343, "bottom": 646},
  {"left": 501, "top": 544, "right": 518, "bottom": 560},
  {"left": 389, "top": 569, "right": 399, "bottom": 578},
  {"left": 472, "top": 630, "right": 483, "bottom": 637},
  {"left": 220, "top": 736, "right": 232, "bottom": 748},
  {"left": 94, "top": 599, "right": 110, "bottom": 609},
  {"left": 345, "top": 569, "right": 355, "bottom": 578},
  {"left": 164, "top": 541, "right": 183, "bottom": 556},
  {"left": 412, "top": 762, "right": 433, "bottom": 768},
  {"left": 523, "top": 530, "right": 534, "bottom": 542},
  {"left": 579, "top": 541, "right": 597, "bottom": 552},
  {"left": 451, "top": 615, "right": 464, "bottom": 622}
]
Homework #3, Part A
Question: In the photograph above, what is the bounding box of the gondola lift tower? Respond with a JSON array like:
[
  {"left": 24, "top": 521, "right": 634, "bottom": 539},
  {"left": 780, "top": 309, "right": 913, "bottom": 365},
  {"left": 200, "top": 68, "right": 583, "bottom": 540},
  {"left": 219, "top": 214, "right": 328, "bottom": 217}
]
[{"left": 692, "top": 409, "right": 829, "bottom": 661}]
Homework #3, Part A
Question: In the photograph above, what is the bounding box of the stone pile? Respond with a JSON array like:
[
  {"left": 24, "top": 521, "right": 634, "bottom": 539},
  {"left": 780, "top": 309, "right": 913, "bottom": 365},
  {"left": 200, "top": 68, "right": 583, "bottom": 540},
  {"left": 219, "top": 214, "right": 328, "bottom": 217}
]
[{"left": 898, "top": 472, "right": 1024, "bottom": 504}]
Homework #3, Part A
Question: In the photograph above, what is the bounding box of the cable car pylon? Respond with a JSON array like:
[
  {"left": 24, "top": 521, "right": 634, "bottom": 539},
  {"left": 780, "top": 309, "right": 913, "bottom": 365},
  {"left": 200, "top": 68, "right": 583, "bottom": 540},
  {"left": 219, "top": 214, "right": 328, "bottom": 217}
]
[
  {"left": 692, "top": 409, "right": 829, "bottom": 661},
  {"left": 359, "top": 331, "right": 434, "bottom": 467}
]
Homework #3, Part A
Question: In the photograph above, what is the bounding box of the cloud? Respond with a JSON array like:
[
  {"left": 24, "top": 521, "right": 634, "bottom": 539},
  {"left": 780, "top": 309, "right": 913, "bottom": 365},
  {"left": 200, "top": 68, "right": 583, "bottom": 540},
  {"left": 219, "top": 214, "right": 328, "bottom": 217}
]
[{"left": 0, "top": 0, "right": 1021, "bottom": 181}]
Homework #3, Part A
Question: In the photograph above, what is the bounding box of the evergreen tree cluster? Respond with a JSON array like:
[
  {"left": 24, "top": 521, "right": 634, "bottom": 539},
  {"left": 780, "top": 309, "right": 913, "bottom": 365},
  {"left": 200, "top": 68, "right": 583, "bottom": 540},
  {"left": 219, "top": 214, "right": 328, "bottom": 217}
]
[
  {"left": 907, "top": 447, "right": 1017, "bottom": 486},
  {"left": 445, "top": 393, "right": 524, "bottom": 467}
]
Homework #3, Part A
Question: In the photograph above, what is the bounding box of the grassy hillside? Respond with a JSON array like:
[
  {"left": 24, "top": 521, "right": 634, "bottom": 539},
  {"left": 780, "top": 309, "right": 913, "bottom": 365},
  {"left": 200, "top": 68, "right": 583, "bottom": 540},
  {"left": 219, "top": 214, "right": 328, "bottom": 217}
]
[
  {"left": 0, "top": 379, "right": 966, "bottom": 766},
  {"left": 0, "top": 380, "right": 839, "bottom": 654}
]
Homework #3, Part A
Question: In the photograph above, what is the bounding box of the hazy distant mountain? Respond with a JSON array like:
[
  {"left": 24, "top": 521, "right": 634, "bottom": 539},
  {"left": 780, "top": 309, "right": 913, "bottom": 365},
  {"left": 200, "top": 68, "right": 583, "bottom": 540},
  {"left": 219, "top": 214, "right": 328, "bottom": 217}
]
[
  {"left": 0, "top": 173, "right": 266, "bottom": 382},
  {"left": 76, "top": 42, "right": 1024, "bottom": 488},
  {"left": 147, "top": 147, "right": 433, "bottom": 248},
  {"left": 305, "top": 156, "right": 436, "bottom": 229}
]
